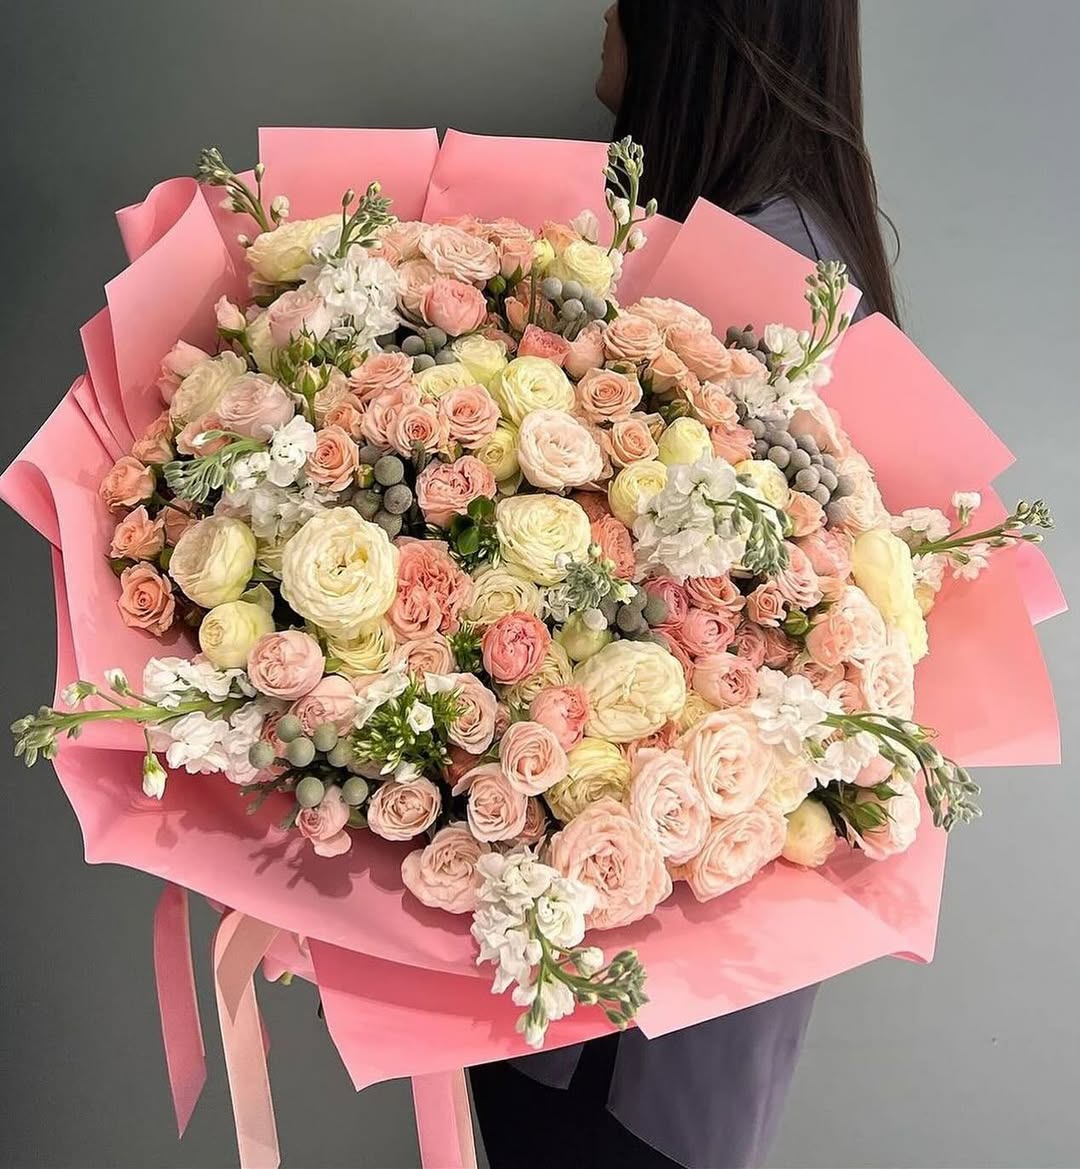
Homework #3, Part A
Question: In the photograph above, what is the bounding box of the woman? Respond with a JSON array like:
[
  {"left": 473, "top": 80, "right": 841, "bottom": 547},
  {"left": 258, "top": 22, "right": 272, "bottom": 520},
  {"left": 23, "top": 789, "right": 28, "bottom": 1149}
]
[{"left": 470, "top": 2, "right": 899, "bottom": 1167}]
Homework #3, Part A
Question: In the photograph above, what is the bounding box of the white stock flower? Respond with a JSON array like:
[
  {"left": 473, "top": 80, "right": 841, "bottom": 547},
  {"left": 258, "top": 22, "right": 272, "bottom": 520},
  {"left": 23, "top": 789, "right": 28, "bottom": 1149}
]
[
  {"left": 156, "top": 711, "right": 231, "bottom": 774},
  {"left": 302, "top": 242, "right": 400, "bottom": 351},
  {"left": 892, "top": 507, "right": 950, "bottom": 544},
  {"left": 354, "top": 669, "right": 409, "bottom": 728},
  {"left": 406, "top": 701, "right": 435, "bottom": 734},
  {"left": 951, "top": 542, "right": 991, "bottom": 581},
  {"left": 750, "top": 668, "right": 833, "bottom": 755},
  {"left": 142, "top": 754, "right": 168, "bottom": 800},
  {"left": 952, "top": 491, "right": 982, "bottom": 514},
  {"left": 267, "top": 416, "right": 317, "bottom": 488},
  {"left": 812, "top": 731, "right": 880, "bottom": 784},
  {"left": 763, "top": 324, "right": 804, "bottom": 364},
  {"left": 569, "top": 209, "right": 600, "bottom": 243}
]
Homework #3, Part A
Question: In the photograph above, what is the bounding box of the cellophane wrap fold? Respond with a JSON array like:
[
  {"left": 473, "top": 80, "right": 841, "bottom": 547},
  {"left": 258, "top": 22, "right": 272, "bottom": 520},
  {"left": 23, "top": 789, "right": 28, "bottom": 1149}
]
[{"left": 1, "top": 127, "right": 1063, "bottom": 1104}]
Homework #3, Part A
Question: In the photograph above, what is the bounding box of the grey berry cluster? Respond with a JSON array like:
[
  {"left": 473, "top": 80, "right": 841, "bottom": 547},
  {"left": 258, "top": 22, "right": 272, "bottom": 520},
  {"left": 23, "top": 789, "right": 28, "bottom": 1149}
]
[
  {"left": 379, "top": 327, "right": 461, "bottom": 373},
  {"left": 248, "top": 714, "right": 370, "bottom": 813},
  {"left": 587, "top": 585, "right": 669, "bottom": 638},
  {"left": 540, "top": 277, "right": 609, "bottom": 332},
  {"left": 350, "top": 449, "right": 418, "bottom": 538},
  {"left": 724, "top": 324, "right": 770, "bottom": 368},
  {"left": 745, "top": 417, "right": 855, "bottom": 507}
]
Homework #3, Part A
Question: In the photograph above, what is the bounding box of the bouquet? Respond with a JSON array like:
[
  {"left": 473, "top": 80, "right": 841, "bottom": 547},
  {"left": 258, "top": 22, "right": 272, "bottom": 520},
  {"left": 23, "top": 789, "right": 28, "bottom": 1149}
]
[{"left": 3, "top": 127, "right": 1062, "bottom": 1168}]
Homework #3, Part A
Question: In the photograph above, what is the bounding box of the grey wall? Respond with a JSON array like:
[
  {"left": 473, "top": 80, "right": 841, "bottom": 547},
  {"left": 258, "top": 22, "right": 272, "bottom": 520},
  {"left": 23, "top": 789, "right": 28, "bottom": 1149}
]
[{"left": 0, "top": 2, "right": 1075, "bottom": 1167}]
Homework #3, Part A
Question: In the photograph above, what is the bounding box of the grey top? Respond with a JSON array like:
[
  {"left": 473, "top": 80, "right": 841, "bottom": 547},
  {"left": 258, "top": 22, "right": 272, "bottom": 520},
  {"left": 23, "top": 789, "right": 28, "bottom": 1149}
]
[{"left": 487, "top": 196, "right": 854, "bottom": 1169}]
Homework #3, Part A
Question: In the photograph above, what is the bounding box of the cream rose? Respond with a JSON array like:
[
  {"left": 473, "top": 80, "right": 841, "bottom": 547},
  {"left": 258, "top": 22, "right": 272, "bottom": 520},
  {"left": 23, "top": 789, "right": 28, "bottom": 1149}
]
[
  {"left": 673, "top": 804, "right": 786, "bottom": 902},
  {"left": 246, "top": 214, "right": 339, "bottom": 284},
  {"left": 781, "top": 798, "right": 838, "bottom": 867},
  {"left": 574, "top": 640, "right": 687, "bottom": 743},
  {"left": 852, "top": 630, "right": 916, "bottom": 719},
  {"left": 517, "top": 409, "right": 604, "bottom": 490},
  {"left": 499, "top": 720, "right": 569, "bottom": 795},
  {"left": 197, "top": 600, "right": 274, "bottom": 669},
  {"left": 504, "top": 643, "right": 575, "bottom": 708},
  {"left": 628, "top": 748, "right": 710, "bottom": 864},
  {"left": 851, "top": 529, "right": 929, "bottom": 662},
  {"left": 169, "top": 516, "right": 256, "bottom": 608},
  {"left": 326, "top": 619, "right": 397, "bottom": 678},
  {"left": 607, "top": 459, "right": 667, "bottom": 527},
  {"left": 168, "top": 350, "right": 248, "bottom": 430},
  {"left": 452, "top": 334, "right": 508, "bottom": 389},
  {"left": 657, "top": 417, "right": 713, "bottom": 466},
  {"left": 419, "top": 224, "right": 500, "bottom": 284},
  {"left": 495, "top": 495, "right": 591, "bottom": 585},
  {"left": 414, "top": 361, "right": 476, "bottom": 401},
  {"left": 457, "top": 763, "right": 529, "bottom": 843},
  {"left": 280, "top": 508, "right": 399, "bottom": 640},
  {"left": 545, "top": 737, "right": 630, "bottom": 822},
  {"left": 464, "top": 566, "right": 543, "bottom": 626},
  {"left": 493, "top": 357, "right": 575, "bottom": 426},
  {"left": 680, "top": 708, "right": 776, "bottom": 816},
  {"left": 734, "top": 459, "right": 791, "bottom": 509},
  {"left": 474, "top": 421, "right": 521, "bottom": 484},
  {"left": 547, "top": 240, "right": 616, "bottom": 296}
]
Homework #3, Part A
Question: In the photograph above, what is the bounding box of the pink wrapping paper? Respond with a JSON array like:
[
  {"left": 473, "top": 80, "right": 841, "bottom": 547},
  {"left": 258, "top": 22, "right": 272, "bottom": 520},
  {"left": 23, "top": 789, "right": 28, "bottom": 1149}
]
[{"left": 0, "top": 129, "right": 1063, "bottom": 1144}]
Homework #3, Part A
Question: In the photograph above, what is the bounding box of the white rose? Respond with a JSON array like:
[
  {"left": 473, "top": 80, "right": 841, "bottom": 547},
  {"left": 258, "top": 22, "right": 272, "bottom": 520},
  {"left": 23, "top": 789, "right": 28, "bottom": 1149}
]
[
  {"left": 548, "top": 240, "right": 616, "bottom": 296},
  {"left": 169, "top": 351, "right": 248, "bottom": 429},
  {"left": 734, "top": 458, "right": 791, "bottom": 509},
  {"left": 517, "top": 409, "right": 604, "bottom": 490},
  {"left": 169, "top": 516, "right": 257, "bottom": 608},
  {"left": 495, "top": 495, "right": 591, "bottom": 585},
  {"left": 781, "top": 798, "right": 838, "bottom": 867},
  {"left": 493, "top": 357, "right": 575, "bottom": 426},
  {"left": 853, "top": 782, "right": 921, "bottom": 860},
  {"left": 198, "top": 600, "right": 275, "bottom": 669},
  {"left": 658, "top": 418, "right": 713, "bottom": 467},
  {"left": 608, "top": 460, "right": 667, "bottom": 527},
  {"left": 246, "top": 214, "right": 340, "bottom": 284},
  {"left": 280, "top": 508, "right": 399, "bottom": 639},
  {"left": 464, "top": 567, "right": 543, "bottom": 626},
  {"left": 452, "top": 334, "right": 509, "bottom": 389},
  {"left": 574, "top": 640, "right": 687, "bottom": 743},
  {"left": 851, "top": 529, "right": 929, "bottom": 662}
]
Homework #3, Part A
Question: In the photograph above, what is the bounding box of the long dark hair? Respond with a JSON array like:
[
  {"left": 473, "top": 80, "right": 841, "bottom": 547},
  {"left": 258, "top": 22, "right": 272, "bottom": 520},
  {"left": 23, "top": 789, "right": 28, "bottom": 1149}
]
[{"left": 613, "top": 0, "right": 899, "bottom": 322}]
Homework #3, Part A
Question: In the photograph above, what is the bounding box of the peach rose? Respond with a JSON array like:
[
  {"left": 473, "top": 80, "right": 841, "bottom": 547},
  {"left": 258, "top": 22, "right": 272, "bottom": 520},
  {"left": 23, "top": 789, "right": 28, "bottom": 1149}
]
[
  {"left": 415, "top": 455, "right": 496, "bottom": 527},
  {"left": 379, "top": 219, "right": 426, "bottom": 261},
  {"left": 798, "top": 527, "right": 853, "bottom": 578},
  {"left": 117, "top": 563, "right": 175, "bottom": 635},
  {"left": 604, "top": 415, "right": 659, "bottom": 467},
  {"left": 394, "top": 633, "right": 455, "bottom": 678},
  {"left": 217, "top": 375, "right": 295, "bottom": 440},
  {"left": 322, "top": 400, "right": 364, "bottom": 440},
  {"left": 672, "top": 804, "right": 786, "bottom": 901},
  {"left": 482, "top": 612, "right": 551, "bottom": 685},
  {"left": 692, "top": 653, "right": 760, "bottom": 708},
  {"left": 684, "top": 575, "right": 744, "bottom": 616},
  {"left": 161, "top": 500, "right": 198, "bottom": 546},
  {"left": 422, "top": 277, "right": 488, "bottom": 337},
  {"left": 786, "top": 491, "right": 826, "bottom": 538},
  {"left": 570, "top": 490, "right": 612, "bottom": 523},
  {"left": 438, "top": 384, "right": 500, "bottom": 448},
  {"left": 499, "top": 720, "right": 569, "bottom": 796},
  {"left": 762, "top": 628, "right": 799, "bottom": 669},
  {"left": 627, "top": 297, "right": 712, "bottom": 337},
  {"left": 731, "top": 621, "right": 767, "bottom": 668},
  {"left": 805, "top": 608, "right": 857, "bottom": 669},
  {"left": 746, "top": 582, "right": 787, "bottom": 627},
  {"left": 296, "top": 785, "right": 352, "bottom": 857},
  {"left": 710, "top": 421, "right": 756, "bottom": 465},
  {"left": 454, "top": 763, "right": 529, "bottom": 843},
  {"left": 518, "top": 325, "right": 571, "bottom": 367},
  {"left": 590, "top": 514, "right": 635, "bottom": 580},
  {"left": 349, "top": 351, "right": 417, "bottom": 405},
  {"left": 359, "top": 384, "right": 420, "bottom": 448},
  {"left": 529, "top": 685, "right": 590, "bottom": 751},
  {"left": 789, "top": 399, "right": 851, "bottom": 459},
  {"left": 628, "top": 748, "right": 710, "bottom": 865},
  {"left": 267, "top": 288, "right": 332, "bottom": 347},
  {"left": 602, "top": 313, "right": 665, "bottom": 364},
  {"left": 644, "top": 576, "right": 690, "bottom": 626},
  {"left": 793, "top": 656, "right": 846, "bottom": 692},
  {"left": 563, "top": 322, "right": 606, "bottom": 380},
  {"left": 646, "top": 347, "right": 694, "bottom": 393},
  {"left": 311, "top": 372, "right": 354, "bottom": 426},
  {"left": 419, "top": 224, "right": 499, "bottom": 284},
  {"left": 110, "top": 506, "right": 165, "bottom": 561},
  {"left": 515, "top": 797, "right": 550, "bottom": 846},
  {"left": 437, "top": 672, "right": 498, "bottom": 754},
  {"left": 667, "top": 325, "right": 731, "bottom": 380},
  {"left": 622, "top": 722, "right": 679, "bottom": 770},
  {"left": 247, "top": 630, "right": 326, "bottom": 699},
  {"left": 290, "top": 675, "right": 357, "bottom": 734},
  {"left": 131, "top": 413, "right": 175, "bottom": 465},
  {"left": 100, "top": 456, "right": 154, "bottom": 512},
  {"left": 389, "top": 403, "right": 451, "bottom": 457},
  {"left": 175, "top": 413, "right": 229, "bottom": 458},
  {"left": 367, "top": 776, "right": 443, "bottom": 842},
  {"left": 389, "top": 539, "right": 474, "bottom": 638},
  {"left": 305, "top": 425, "right": 360, "bottom": 491},
  {"left": 157, "top": 340, "right": 209, "bottom": 404},
  {"left": 546, "top": 797, "right": 672, "bottom": 930},
  {"left": 396, "top": 258, "right": 439, "bottom": 319},
  {"left": 517, "top": 409, "right": 604, "bottom": 490},
  {"left": 683, "top": 379, "right": 739, "bottom": 428},
  {"left": 677, "top": 607, "right": 737, "bottom": 658},
  {"left": 401, "top": 823, "right": 489, "bottom": 914},
  {"left": 775, "top": 543, "right": 823, "bottom": 610},
  {"left": 575, "top": 368, "right": 642, "bottom": 424},
  {"left": 681, "top": 707, "right": 776, "bottom": 816}
]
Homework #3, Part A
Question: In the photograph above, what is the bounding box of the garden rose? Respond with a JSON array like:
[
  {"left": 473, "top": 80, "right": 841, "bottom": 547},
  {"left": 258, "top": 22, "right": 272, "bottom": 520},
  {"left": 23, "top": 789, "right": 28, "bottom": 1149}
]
[
  {"left": 575, "top": 368, "right": 642, "bottom": 424},
  {"left": 266, "top": 287, "right": 332, "bottom": 347},
  {"left": 117, "top": 563, "right": 175, "bottom": 635},
  {"left": 327, "top": 620, "right": 396, "bottom": 678},
  {"left": 452, "top": 334, "right": 508, "bottom": 389},
  {"left": 786, "top": 491, "right": 826, "bottom": 538},
  {"left": 438, "top": 384, "right": 500, "bottom": 448},
  {"left": 628, "top": 296, "right": 712, "bottom": 337},
  {"left": 131, "top": 413, "right": 175, "bottom": 465},
  {"left": 401, "top": 823, "right": 489, "bottom": 914},
  {"left": 667, "top": 325, "right": 732, "bottom": 380},
  {"left": 545, "top": 738, "right": 630, "bottom": 821},
  {"left": 495, "top": 495, "right": 592, "bottom": 585},
  {"left": 529, "top": 685, "right": 590, "bottom": 751},
  {"left": 602, "top": 313, "right": 664, "bottom": 364},
  {"left": 852, "top": 631, "right": 916, "bottom": 719},
  {"left": 607, "top": 459, "right": 667, "bottom": 527},
  {"left": 396, "top": 257, "right": 439, "bottom": 319},
  {"left": 547, "top": 239, "right": 616, "bottom": 295},
  {"left": 517, "top": 325, "right": 571, "bottom": 366},
  {"left": 481, "top": 611, "right": 551, "bottom": 684},
  {"left": 367, "top": 776, "right": 443, "bottom": 842},
  {"left": 247, "top": 631, "right": 326, "bottom": 699},
  {"left": 517, "top": 409, "right": 604, "bottom": 490},
  {"left": 710, "top": 420, "right": 756, "bottom": 465},
  {"left": 499, "top": 720, "right": 569, "bottom": 796},
  {"left": 681, "top": 708, "right": 776, "bottom": 816},
  {"left": 454, "top": 763, "right": 528, "bottom": 843},
  {"left": 389, "top": 539, "right": 473, "bottom": 638},
  {"left": 434, "top": 672, "right": 497, "bottom": 754},
  {"left": 421, "top": 277, "right": 488, "bottom": 336},
  {"left": 246, "top": 214, "right": 339, "bottom": 283},
  {"left": 851, "top": 781, "right": 921, "bottom": 860},
  {"left": 415, "top": 456, "right": 496, "bottom": 527},
  {"left": 389, "top": 403, "right": 451, "bottom": 458},
  {"left": 851, "top": 529, "right": 929, "bottom": 661},
  {"left": 563, "top": 321, "right": 606, "bottom": 380},
  {"left": 673, "top": 804, "right": 786, "bottom": 901},
  {"left": 590, "top": 514, "right": 635, "bottom": 580},
  {"left": 110, "top": 506, "right": 164, "bottom": 561},
  {"left": 100, "top": 456, "right": 154, "bottom": 512},
  {"left": 393, "top": 633, "right": 454, "bottom": 678},
  {"left": 216, "top": 375, "right": 295, "bottom": 440},
  {"left": 170, "top": 516, "right": 256, "bottom": 608},
  {"left": 692, "top": 652, "right": 759, "bottom": 708},
  {"left": 731, "top": 620, "right": 768, "bottom": 668},
  {"left": 169, "top": 350, "right": 248, "bottom": 429},
  {"left": 349, "top": 351, "right": 416, "bottom": 405},
  {"left": 304, "top": 425, "right": 360, "bottom": 492},
  {"left": 575, "top": 639, "right": 687, "bottom": 743},
  {"left": 493, "top": 356, "right": 575, "bottom": 426},
  {"left": 678, "top": 607, "right": 737, "bottom": 657},
  {"left": 781, "top": 798, "right": 838, "bottom": 868},
  {"left": 198, "top": 600, "right": 275, "bottom": 669},
  {"left": 805, "top": 607, "right": 857, "bottom": 669},
  {"left": 296, "top": 785, "right": 352, "bottom": 858},
  {"left": 419, "top": 224, "right": 499, "bottom": 284},
  {"left": 157, "top": 340, "right": 210, "bottom": 403},
  {"left": 463, "top": 566, "right": 542, "bottom": 627},
  {"left": 290, "top": 675, "right": 358, "bottom": 734},
  {"left": 628, "top": 748, "right": 710, "bottom": 865}
]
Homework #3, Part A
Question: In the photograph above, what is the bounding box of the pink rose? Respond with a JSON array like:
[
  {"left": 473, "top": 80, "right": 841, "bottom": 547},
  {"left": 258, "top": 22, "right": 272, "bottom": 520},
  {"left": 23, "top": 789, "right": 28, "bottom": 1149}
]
[
  {"left": 667, "top": 325, "right": 732, "bottom": 380},
  {"left": 762, "top": 628, "right": 799, "bottom": 669},
  {"left": 775, "top": 543, "right": 823, "bottom": 610},
  {"left": 793, "top": 656, "right": 846, "bottom": 691},
  {"left": 570, "top": 490, "right": 612, "bottom": 523},
  {"left": 267, "top": 288, "right": 332, "bottom": 348},
  {"left": 157, "top": 341, "right": 209, "bottom": 404},
  {"left": 161, "top": 500, "right": 197, "bottom": 546},
  {"left": 541, "top": 220, "right": 579, "bottom": 251},
  {"left": 100, "top": 456, "right": 154, "bottom": 512},
  {"left": 798, "top": 528, "right": 852, "bottom": 579},
  {"left": 436, "top": 213, "right": 488, "bottom": 237},
  {"left": 389, "top": 540, "right": 474, "bottom": 638},
  {"left": 419, "top": 224, "right": 499, "bottom": 284},
  {"left": 574, "top": 368, "right": 642, "bottom": 423},
  {"left": 602, "top": 313, "right": 665, "bottom": 364},
  {"left": 710, "top": 421, "right": 755, "bottom": 465},
  {"left": 746, "top": 581, "right": 787, "bottom": 627},
  {"left": 175, "top": 414, "right": 229, "bottom": 457},
  {"left": 311, "top": 371, "right": 354, "bottom": 425},
  {"left": 671, "top": 804, "right": 786, "bottom": 901},
  {"left": 517, "top": 409, "right": 604, "bottom": 490},
  {"left": 367, "top": 777, "right": 442, "bottom": 842},
  {"left": 850, "top": 782, "right": 921, "bottom": 860},
  {"left": 677, "top": 607, "right": 737, "bottom": 658},
  {"left": 296, "top": 785, "right": 352, "bottom": 858},
  {"left": 496, "top": 235, "right": 536, "bottom": 281},
  {"left": 805, "top": 608, "right": 857, "bottom": 669},
  {"left": 415, "top": 455, "right": 496, "bottom": 527},
  {"left": 401, "top": 822, "right": 489, "bottom": 914},
  {"left": 439, "top": 384, "right": 500, "bottom": 448},
  {"left": 546, "top": 798, "right": 672, "bottom": 930},
  {"left": 628, "top": 748, "right": 710, "bottom": 865},
  {"left": 692, "top": 653, "right": 759, "bottom": 708},
  {"left": 248, "top": 631, "right": 326, "bottom": 699},
  {"left": 305, "top": 425, "right": 360, "bottom": 491},
  {"left": 626, "top": 297, "right": 712, "bottom": 337},
  {"left": 515, "top": 797, "right": 550, "bottom": 846},
  {"left": 482, "top": 611, "right": 551, "bottom": 685},
  {"left": 680, "top": 708, "right": 776, "bottom": 816},
  {"left": 131, "top": 413, "right": 175, "bottom": 465},
  {"left": 389, "top": 403, "right": 451, "bottom": 458},
  {"left": 518, "top": 324, "right": 571, "bottom": 367},
  {"left": 684, "top": 575, "right": 744, "bottom": 616},
  {"left": 422, "top": 277, "right": 489, "bottom": 337},
  {"left": 852, "top": 753, "right": 894, "bottom": 790},
  {"left": 349, "top": 351, "right": 417, "bottom": 405},
  {"left": 604, "top": 415, "right": 659, "bottom": 467},
  {"left": 563, "top": 322, "right": 606, "bottom": 380},
  {"left": 380, "top": 220, "right": 427, "bottom": 262},
  {"left": 215, "top": 297, "right": 246, "bottom": 333},
  {"left": 290, "top": 675, "right": 357, "bottom": 734},
  {"left": 323, "top": 400, "right": 365, "bottom": 440},
  {"left": 396, "top": 258, "right": 439, "bottom": 319},
  {"left": 646, "top": 347, "right": 694, "bottom": 393},
  {"left": 117, "top": 563, "right": 175, "bottom": 635},
  {"left": 684, "top": 379, "right": 739, "bottom": 428},
  {"left": 439, "top": 672, "right": 498, "bottom": 754},
  {"left": 835, "top": 586, "right": 888, "bottom": 660},
  {"left": 110, "top": 506, "right": 165, "bottom": 560},
  {"left": 217, "top": 375, "right": 295, "bottom": 440},
  {"left": 728, "top": 348, "right": 768, "bottom": 379},
  {"left": 395, "top": 633, "right": 455, "bottom": 678},
  {"left": 590, "top": 514, "right": 635, "bottom": 580},
  {"left": 623, "top": 722, "right": 680, "bottom": 771},
  {"left": 529, "top": 685, "right": 590, "bottom": 751},
  {"left": 644, "top": 577, "right": 690, "bottom": 626},
  {"left": 499, "top": 720, "right": 569, "bottom": 796},
  {"left": 786, "top": 491, "right": 826, "bottom": 538},
  {"left": 454, "top": 763, "right": 529, "bottom": 843},
  {"left": 850, "top": 632, "right": 915, "bottom": 719},
  {"left": 828, "top": 459, "right": 888, "bottom": 535},
  {"left": 731, "top": 621, "right": 767, "bottom": 669}
]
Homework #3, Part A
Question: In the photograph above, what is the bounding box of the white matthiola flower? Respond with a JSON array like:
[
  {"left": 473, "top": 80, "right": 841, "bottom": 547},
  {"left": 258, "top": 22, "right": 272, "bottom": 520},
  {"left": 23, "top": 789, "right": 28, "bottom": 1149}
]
[
  {"left": 576, "top": 947, "right": 604, "bottom": 976},
  {"left": 302, "top": 243, "right": 400, "bottom": 351},
  {"left": 270, "top": 195, "right": 290, "bottom": 221},
  {"left": 156, "top": 711, "right": 231, "bottom": 774},
  {"left": 142, "top": 753, "right": 168, "bottom": 799},
  {"left": 267, "top": 417, "right": 317, "bottom": 488},
  {"left": 143, "top": 658, "right": 188, "bottom": 707},
  {"left": 951, "top": 541, "right": 991, "bottom": 582},
  {"left": 219, "top": 479, "right": 334, "bottom": 543},
  {"left": 763, "top": 324, "right": 804, "bottom": 364},
  {"left": 354, "top": 669, "right": 409, "bottom": 728},
  {"left": 912, "top": 551, "right": 947, "bottom": 592},
  {"left": 750, "top": 668, "right": 833, "bottom": 755},
  {"left": 230, "top": 450, "right": 272, "bottom": 492},
  {"left": 626, "top": 228, "right": 647, "bottom": 252},
  {"left": 406, "top": 701, "right": 434, "bottom": 734},
  {"left": 952, "top": 491, "right": 982, "bottom": 515},
  {"left": 892, "top": 507, "right": 950, "bottom": 545},
  {"left": 394, "top": 761, "right": 423, "bottom": 784},
  {"left": 533, "top": 888, "right": 588, "bottom": 951},
  {"left": 570, "top": 209, "right": 600, "bottom": 242},
  {"left": 812, "top": 730, "right": 880, "bottom": 784},
  {"left": 424, "top": 673, "right": 458, "bottom": 696},
  {"left": 611, "top": 198, "right": 631, "bottom": 226}
]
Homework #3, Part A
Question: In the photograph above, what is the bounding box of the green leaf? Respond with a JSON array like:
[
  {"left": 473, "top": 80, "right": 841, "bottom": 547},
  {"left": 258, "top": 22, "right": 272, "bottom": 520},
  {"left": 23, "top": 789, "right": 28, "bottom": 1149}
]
[
  {"left": 468, "top": 495, "right": 495, "bottom": 521},
  {"left": 457, "top": 525, "right": 481, "bottom": 556}
]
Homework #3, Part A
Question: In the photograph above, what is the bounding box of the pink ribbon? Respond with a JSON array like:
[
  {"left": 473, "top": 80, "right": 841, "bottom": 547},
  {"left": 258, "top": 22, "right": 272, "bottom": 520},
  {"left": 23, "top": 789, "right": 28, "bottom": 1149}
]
[{"left": 411, "top": 1069, "right": 478, "bottom": 1169}]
